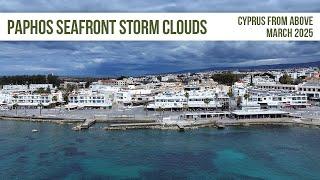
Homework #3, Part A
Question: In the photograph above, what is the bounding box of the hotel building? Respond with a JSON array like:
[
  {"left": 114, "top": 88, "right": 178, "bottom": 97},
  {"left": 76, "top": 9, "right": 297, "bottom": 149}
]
[
  {"left": 147, "top": 90, "right": 226, "bottom": 110},
  {"left": 11, "top": 93, "right": 55, "bottom": 108},
  {"left": 256, "top": 83, "right": 320, "bottom": 100},
  {"left": 68, "top": 91, "right": 112, "bottom": 109}
]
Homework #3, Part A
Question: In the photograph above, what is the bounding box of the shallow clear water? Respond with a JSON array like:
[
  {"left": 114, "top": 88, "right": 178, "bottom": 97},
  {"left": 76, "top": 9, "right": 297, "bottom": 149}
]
[{"left": 1, "top": 120, "right": 320, "bottom": 179}]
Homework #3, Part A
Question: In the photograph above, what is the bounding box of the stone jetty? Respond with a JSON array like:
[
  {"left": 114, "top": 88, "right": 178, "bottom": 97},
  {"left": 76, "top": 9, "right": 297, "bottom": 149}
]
[
  {"left": 72, "top": 119, "right": 96, "bottom": 131},
  {"left": 0, "top": 115, "right": 84, "bottom": 124}
]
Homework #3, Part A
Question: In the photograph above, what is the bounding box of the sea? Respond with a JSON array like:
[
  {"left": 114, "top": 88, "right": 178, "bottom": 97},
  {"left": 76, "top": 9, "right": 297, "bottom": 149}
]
[{"left": 1, "top": 120, "right": 320, "bottom": 179}]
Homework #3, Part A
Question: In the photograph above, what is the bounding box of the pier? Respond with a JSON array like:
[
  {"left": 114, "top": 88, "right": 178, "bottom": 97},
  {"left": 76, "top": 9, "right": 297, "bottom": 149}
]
[
  {"left": 105, "top": 122, "right": 161, "bottom": 130},
  {"left": 72, "top": 119, "right": 96, "bottom": 130},
  {"left": 0, "top": 115, "right": 84, "bottom": 124},
  {"left": 177, "top": 124, "right": 185, "bottom": 132}
]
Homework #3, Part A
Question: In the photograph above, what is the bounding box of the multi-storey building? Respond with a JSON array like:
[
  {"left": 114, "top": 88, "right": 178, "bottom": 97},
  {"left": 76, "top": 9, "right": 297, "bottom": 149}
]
[
  {"left": 147, "top": 90, "right": 226, "bottom": 110},
  {"left": 247, "top": 90, "right": 310, "bottom": 109},
  {"left": 2, "top": 85, "right": 28, "bottom": 93},
  {"left": 29, "top": 84, "right": 54, "bottom": 91},
  {"left": 0, "top": 92, "right": 12, "bottom": 105},
  {"left": 68, "top": 91, "right": 112, "bottom": 109},
  {"left": 256, "top": 83, "right": 320, "bottom": 100},
  {"left": 11, "top": 93, "right": 55, "bottom": 108}
]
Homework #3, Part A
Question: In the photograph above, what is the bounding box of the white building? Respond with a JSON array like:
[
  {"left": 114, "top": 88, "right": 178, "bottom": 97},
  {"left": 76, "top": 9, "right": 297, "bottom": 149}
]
[
  {"left": 247, "top": 91, "right": 310, "bottom": 109},
  {"left": 68, "top": 90, "right": 112, "bottom": 109},
  {"left": 298, "top": 83, "right": 320, "bottom": 100},
  {"left": 2, "top": 84, "right": 55, "bottom": 93},
  {"left": 29, "top": 84, "right": 54, "bottom": 91},
  {"left": 242, "top": 75, "right": 276, "bottom": 85},
  {"left": 232, "top": 82, "right": 247, "bottom": 97},
  {"left": 116, "top": 91, "right": 132, "bottom": 104},
  {"left": 116, "top": 88, "right": 154, "bottom": 105},
  {"left": 256, "top": 83, "right": 320, "bottom": 100},
  {"left": 11, "top": 93, "right": 55, "bottom": 108},
  {"left": 147, "top": 92, "right": 186, "bottom": 110},
  {"left": 147, "top": 90, "right": 224, "bottom": 110},
  {"left": 2, "top": 85, "right": 28, "bottom": 92},
  {"left": 90, "top": 84, "right": 120, "bottom": 93},
  {"left": 0, "top": 92, "right": 12, "bottom": 105}
]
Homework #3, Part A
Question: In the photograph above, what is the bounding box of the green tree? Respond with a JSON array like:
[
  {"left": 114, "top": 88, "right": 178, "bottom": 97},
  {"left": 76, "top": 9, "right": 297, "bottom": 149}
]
[
  {"left": 294, "top": 76, "right": 306, "bottom": 85},
  {"left": 47, "top": 74, "right": 61, "bottom": 87},
  {"left": 157, "top": 107, "right": 164, "bottom": 118},
  {"left": 46, "top": 86, "right": 51, "bottom": 93},
  {"left": 204, "top": 98, "right": 211, "bottom": 111},
  {"left": 279, "top": 74, "right": 293, "bottom": 84},
  {"left": 85, "top": 82, "right": 90, "bottom": 88},
  {"left": 236, "top": 96, "right": 242, "bottom": 107},
  {"left": 227, "top": 88, "right": 233, "bottom": 110},
  {"left": 211, "top": 72, "right": 245, "bottom": 86},
  {"left": 184, "top": 92, "right": 189, "bottom": 108},
  {"left": 66, "top": 84, "right": 77, "bottom": 92},
  {"left": 244, "top": 93, "right": 250, "bottom": 107},
  {"left": 249, "top": 75, "right": 254, "bottom": 86},
  {"left": 13, "top": 103, "right": 18, "bottom": 115},
  {"left": 184, "top": 92, "right": 190, "bottom": 118},
  {"left": 143, "top": 102, "right": 149, "bottom": 117},
  {"left": 12, "top": 94, "right": 18, "bottom": 115},
  {"left": 63, "top": 94, "right": 69, "bottom": 104},
  {"left": 38, "top": 102, "right": 43, "bottom": 116},
  {"left": 52, "top": 96, "right": 58, "bottom": 102},
  {"left": 35, "top": 87, "right": 46, "bottom": 94},
  {"left": 117, "top": 76, "right": 127, "bottom": 80}
]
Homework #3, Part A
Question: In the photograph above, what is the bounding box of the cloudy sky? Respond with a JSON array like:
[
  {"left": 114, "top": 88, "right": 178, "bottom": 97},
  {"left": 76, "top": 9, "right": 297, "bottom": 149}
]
[{"left": 0, "top": 0, "right": 319, "bottom": 76}]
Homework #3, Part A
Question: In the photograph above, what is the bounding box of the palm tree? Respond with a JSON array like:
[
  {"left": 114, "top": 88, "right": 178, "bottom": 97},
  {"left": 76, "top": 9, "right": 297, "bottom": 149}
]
[
  {"left": 157, "top": 107, "right": 164, "bottom": 119},
  {"left": 244, "top": 93, "right": 250, "bottom": 108},
  {"left": 184, "top": 91, "right": 189, "bottom": 111},
  {"left": 12, "top": 94, "right": 18, "bottom": 115},
  {"left": 249, "top": 74, "right": 254, "bottom": 86},
  {"left": 183, "top": 92, "right": 190, "bottom": 119},
  {"left": 204, "top": 98, "right": 211, "bottom": 111},
  {"left": 227, "top": 88, "right": 233, "bottom": 111},
  {"left": 236, "top": 96, "right": 242, "bottom": 108},
  {"left": 52, "top": 96, "right": 58, "bottom": 102},
  {"left": 144, "top": 102, "right": 148, "bottom": 117},
  {"left": 38, "top": 102, "right": 43, "bottom": 116},
  {"left": 13, "top": 103, "right": 18, "bottom": 116}
]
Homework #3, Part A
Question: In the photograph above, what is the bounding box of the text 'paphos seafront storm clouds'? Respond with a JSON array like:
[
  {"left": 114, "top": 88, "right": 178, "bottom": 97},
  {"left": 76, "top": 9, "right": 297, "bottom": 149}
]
[{"left": 0, "top": 0, "right": 319, "bottom": 76}]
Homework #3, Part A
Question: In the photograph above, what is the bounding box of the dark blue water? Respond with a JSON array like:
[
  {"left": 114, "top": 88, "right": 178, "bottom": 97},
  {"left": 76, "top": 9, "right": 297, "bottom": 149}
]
[{"left": 1, "top": 120, "right": 320, "bottom": 179}]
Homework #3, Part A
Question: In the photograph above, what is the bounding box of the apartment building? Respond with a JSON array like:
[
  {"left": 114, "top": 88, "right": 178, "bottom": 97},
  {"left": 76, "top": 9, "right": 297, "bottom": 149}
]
[
  {"left": 29, "top": 84, "right": 54, "bottom": 91},
  {"left": 247, "top": 91, "right": 310, "bottom": 109},
  {"left": 256, "top": 83, "right": 320, "bottom": 100},
  {"left": 2, "top": 85, "right": 29, "bottom": 92},
  {"left": 68, "top": 91, "right": 112, "bottom": 109},
  {"left": 147, "top": 90, "right": 225, "bottom": 110},
  {"left": 11, "top": 93, "right": 55, "bottom": 108}
]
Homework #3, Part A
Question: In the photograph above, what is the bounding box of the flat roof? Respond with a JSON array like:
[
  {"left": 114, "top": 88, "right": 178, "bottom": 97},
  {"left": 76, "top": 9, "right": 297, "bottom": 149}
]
[
  {"left": 185, "top": 112, "right": 231, "bottom": 116},
  {"left": 232, "top": 110, "right": 289, "bottom": 116}
]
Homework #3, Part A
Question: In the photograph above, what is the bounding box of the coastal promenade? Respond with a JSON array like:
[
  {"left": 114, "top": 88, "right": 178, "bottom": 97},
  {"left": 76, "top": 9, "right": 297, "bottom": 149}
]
[
  {"left": 1, "top": 106, "right": 320, "bottom": 131},
  {"left": 0, "top": 114, "right": 85, "bottom": 124}
]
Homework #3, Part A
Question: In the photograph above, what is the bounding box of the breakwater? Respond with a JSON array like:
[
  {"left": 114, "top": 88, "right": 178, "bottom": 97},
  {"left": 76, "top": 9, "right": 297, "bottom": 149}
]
[{"left": 0, "top": 115, "right": 85, "bottom": 124}]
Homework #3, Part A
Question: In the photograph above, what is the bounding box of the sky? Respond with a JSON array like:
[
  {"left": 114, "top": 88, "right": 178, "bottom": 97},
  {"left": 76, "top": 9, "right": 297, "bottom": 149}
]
[{"left": 0, "top": 0, "right": 319, "bottom": 76}]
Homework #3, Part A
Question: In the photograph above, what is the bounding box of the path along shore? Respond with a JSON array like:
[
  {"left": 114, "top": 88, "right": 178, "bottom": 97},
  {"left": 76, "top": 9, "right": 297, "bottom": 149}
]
[{"left": 1, "top": 113, "right": 320, "bottom": 131}]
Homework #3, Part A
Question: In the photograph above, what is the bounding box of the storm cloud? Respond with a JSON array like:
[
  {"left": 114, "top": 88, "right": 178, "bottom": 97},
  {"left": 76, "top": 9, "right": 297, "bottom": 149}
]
[{"left": 0, "top": 0, "right": 319, "bottom": 76}]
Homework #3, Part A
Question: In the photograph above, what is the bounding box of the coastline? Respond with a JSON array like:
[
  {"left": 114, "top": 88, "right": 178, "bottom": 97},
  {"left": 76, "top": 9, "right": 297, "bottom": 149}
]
[
  {"left": 1, "top": 113, "right": 320, "bottom": 131},
  {"left": 0, "top": 115, "right": 85, "bottom": 124}
]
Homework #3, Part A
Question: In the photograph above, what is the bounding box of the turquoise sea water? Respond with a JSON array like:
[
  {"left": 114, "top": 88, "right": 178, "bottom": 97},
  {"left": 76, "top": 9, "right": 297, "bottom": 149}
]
[{"left": 1, "top": 120, "right": 320, "bottom": 179}]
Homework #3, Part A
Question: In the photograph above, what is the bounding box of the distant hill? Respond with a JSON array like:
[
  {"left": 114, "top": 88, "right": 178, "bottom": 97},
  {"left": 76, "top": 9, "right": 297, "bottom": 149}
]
[{"left": 174, "top": 60, "right": 320, "bottom": 74}]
